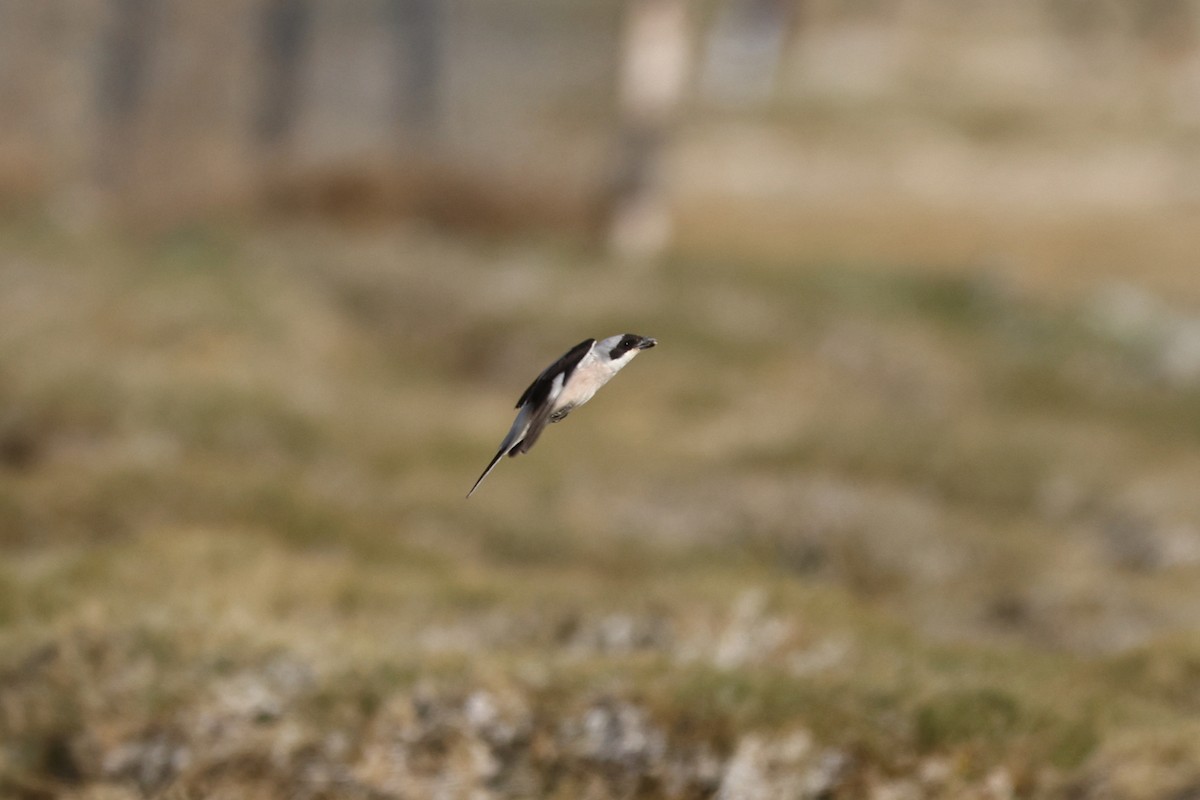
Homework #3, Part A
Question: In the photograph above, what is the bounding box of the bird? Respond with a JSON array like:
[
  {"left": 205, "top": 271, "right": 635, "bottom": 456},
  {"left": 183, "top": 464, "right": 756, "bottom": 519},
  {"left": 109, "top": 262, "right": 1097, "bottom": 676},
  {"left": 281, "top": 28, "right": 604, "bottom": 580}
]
[{"left": 467, "top": 333, "right": 658, "bottom": 497}]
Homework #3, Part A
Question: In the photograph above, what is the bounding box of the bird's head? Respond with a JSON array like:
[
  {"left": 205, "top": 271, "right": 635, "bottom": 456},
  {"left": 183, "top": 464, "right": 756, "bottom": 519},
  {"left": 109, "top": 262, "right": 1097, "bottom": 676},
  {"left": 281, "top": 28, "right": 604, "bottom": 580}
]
[{"left": 600, "top": 333, "right": 657, "bottom": 364}]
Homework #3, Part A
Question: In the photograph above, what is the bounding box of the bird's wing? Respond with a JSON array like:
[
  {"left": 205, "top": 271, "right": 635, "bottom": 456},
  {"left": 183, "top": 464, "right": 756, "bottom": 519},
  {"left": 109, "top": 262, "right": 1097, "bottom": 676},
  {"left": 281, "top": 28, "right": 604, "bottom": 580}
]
[
  {"left": 515, "top": 338, "right": 595, "bottom": 410},
  {"left": 510, "top": 372, "right": 563, "bottom": 455}
]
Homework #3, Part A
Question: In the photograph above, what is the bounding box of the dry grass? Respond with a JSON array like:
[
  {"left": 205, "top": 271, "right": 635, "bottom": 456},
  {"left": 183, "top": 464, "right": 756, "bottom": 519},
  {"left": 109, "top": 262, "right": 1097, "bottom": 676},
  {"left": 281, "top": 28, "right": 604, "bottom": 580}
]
[{"left": 2, "top": 216, "right": 1200, "bottom": 798}]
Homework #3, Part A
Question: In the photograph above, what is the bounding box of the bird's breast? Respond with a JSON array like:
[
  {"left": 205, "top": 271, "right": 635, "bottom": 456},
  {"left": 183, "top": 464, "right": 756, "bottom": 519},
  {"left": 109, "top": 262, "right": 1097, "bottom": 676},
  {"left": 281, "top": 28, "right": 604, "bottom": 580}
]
[{"left": 554, "top": 368, "right": 613, "bottom": 410}]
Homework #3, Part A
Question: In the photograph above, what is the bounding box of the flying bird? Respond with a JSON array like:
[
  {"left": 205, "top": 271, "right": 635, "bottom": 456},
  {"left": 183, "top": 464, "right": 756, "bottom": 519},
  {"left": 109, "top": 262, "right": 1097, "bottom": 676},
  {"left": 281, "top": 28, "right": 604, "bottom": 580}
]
[{"left": 467, "top": 333, "right": 658, "bottom": 497}]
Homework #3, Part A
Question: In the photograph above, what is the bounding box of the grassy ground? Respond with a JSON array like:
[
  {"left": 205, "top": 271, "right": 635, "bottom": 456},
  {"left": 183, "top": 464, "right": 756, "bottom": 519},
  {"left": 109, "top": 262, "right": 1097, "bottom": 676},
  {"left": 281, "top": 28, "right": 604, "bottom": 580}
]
[{"left": 3, "top": 217, "right": 1200, "bottom": 798}]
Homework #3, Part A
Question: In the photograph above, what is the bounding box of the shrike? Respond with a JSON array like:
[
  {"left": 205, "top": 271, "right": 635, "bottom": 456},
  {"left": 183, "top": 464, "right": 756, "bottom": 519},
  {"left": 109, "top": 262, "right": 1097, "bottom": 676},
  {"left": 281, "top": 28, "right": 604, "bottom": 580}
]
[{"left": 467, "top": 333, "right": 657, "bottom": 497}]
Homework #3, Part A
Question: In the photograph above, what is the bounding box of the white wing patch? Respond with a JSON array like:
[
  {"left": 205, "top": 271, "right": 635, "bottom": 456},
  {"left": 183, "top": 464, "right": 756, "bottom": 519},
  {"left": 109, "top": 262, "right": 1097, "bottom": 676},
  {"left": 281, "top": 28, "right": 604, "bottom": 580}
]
[{"left": 548, "top": 373, "right": 565, "bottom": 403}]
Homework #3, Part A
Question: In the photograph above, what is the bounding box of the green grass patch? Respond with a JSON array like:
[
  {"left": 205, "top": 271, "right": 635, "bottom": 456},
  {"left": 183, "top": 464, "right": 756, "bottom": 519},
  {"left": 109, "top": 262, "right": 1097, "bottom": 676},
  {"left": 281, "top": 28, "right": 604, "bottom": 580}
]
[{"left": 1, "top": 219, "right": 1199, "bottom": 796}]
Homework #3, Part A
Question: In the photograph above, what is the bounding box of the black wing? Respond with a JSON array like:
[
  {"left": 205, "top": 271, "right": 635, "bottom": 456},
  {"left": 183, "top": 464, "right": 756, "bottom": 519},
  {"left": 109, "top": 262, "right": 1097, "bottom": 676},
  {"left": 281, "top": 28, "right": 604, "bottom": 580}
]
[{"left": 514, "top": 338, "right": 595, "bottom": 410}]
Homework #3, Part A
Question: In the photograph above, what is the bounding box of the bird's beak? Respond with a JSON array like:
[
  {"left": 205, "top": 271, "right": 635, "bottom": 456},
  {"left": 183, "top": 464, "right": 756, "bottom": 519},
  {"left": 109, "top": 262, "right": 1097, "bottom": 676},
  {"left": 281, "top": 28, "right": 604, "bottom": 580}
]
[{"left": 638, "top": 337, "right": 657, "bottom": 350}]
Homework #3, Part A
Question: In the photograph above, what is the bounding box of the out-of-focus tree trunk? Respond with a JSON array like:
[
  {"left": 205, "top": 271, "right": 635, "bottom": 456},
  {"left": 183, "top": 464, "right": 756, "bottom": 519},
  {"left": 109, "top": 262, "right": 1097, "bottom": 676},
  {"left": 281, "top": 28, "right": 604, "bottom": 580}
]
[
  {"left": 605, "top": 0, "right": 690, "bottom": 263},
  {"left": 387, "top": 0, "right": 444, "bottom": 147},
  {"left": 95, "top": 0, "right": 159, "bottom": 190},
  {"left": 256, "top": 0, "right": 312, "bottom": 154}
]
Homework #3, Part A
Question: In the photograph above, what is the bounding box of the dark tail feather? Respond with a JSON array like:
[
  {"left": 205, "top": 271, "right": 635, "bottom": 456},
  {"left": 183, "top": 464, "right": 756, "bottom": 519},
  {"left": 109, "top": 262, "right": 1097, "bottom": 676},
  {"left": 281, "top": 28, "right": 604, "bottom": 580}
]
[{"left": 467, "top": 447, "right": 505, "bottom": 498}]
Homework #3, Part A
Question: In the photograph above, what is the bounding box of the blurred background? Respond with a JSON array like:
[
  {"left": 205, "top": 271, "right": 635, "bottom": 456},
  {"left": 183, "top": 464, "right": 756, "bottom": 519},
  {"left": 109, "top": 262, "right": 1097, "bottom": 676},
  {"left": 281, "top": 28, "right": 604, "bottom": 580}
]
[{"left": 3, "top": 1, "right": 1200, "bottom": 798}]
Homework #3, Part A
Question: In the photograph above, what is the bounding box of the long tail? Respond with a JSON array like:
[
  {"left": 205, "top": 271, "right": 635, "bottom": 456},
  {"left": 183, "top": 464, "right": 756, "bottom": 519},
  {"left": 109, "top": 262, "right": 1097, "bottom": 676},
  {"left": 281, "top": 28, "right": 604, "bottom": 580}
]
[
  {"left": 467, "top": 410, "right": 530, "bottom": 498},
  {"left": 467, "top": 446, "right": 506, "bottom": 498}
]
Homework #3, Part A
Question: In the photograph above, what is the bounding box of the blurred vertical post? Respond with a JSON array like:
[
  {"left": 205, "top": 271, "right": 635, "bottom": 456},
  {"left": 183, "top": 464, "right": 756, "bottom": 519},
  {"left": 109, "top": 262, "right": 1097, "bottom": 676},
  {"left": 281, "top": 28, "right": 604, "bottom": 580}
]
[
  {"left": 700, "top": 0, "right": 794, "bottom": 105},
  {"left": 95, "top": 0, "right": 159, "bottom": 191},
  {"left": 256, "top": 0, "right": 312, "bottom": 158},
  {"left": 387, "top": 0, "right": 444, "bottom": 147},
  {"left": 606, "top": 0, "right": 690, "bottom": 263}
]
